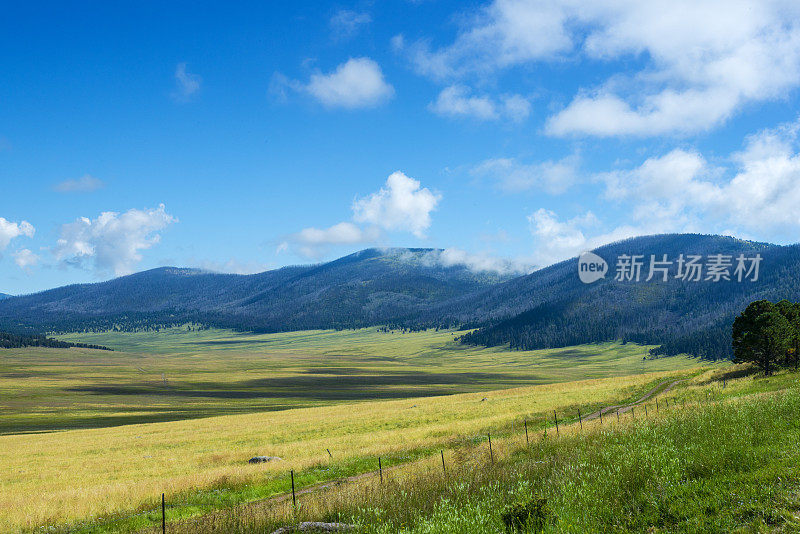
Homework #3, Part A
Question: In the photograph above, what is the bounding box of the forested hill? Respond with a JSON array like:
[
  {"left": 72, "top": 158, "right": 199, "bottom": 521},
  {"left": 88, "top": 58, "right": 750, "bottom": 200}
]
[
  {"left": 453, "top": 234, "right": 800, "bottom": 359},
  {"left": 0, "top": 248, "right": 510, "bottom": 334},
  {"left": 0, "top": 293, "right": 11, "bottom": 300},
  {"left": 1, "top": 235, "right": 798, "bottom": 359}
]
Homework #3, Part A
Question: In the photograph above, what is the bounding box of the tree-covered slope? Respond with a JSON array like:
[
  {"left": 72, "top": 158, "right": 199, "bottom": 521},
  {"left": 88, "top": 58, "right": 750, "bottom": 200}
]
[{"left": 455, "top": 234, "right": 800, "bottom": 359}]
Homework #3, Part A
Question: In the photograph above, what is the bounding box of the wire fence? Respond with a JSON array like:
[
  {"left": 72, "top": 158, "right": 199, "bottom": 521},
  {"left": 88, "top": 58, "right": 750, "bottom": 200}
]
[{"left": 139, "top": 386, "right": 708, "bottom": 533}]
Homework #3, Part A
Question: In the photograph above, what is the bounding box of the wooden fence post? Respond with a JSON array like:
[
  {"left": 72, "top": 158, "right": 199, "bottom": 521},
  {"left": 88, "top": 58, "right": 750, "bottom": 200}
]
[
  {"left": 524, "top": 419, "right": 529, "bottom": 444},
  {"left": 378, "top": 457, "right": 383, "bottom": 483},
  {"left": 554, "top": 410, "right": 559, "bottom": 435},
  {"left": 441, "top": 450, "right": 446, "bottom": 475},
  {"left": 600, "top": 409, "right": 603, "bottom": 425},
  {"left": 578, "top": 409, "right": 583, "bottom": 430},
  {"left": 616, "top": 409, "right": 620, "bottom": 423},
  {"left": 290, "top": 470, "right": 296, "bottom": 509},
  {"left": 161, "top": 493, "right": 165, "bottom": 534},
  {"left": 488, "top": 433, "right": 494, "bottom": 464}
]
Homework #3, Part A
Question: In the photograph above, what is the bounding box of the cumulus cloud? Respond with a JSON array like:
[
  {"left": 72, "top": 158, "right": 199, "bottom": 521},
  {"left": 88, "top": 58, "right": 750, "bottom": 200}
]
[
  {"left": 402, "top": 0, "right": 800, "bottom": 136},
  {"left": 285, "top": 222, "right": 381, "bottom": 259},
  {"left": 597, "top": 124, "right": 800, "bottom": 238},
  {"left": 172, "top": 62, "right": 201, "bottom": 102},
  {"left": 53, "top": 204, "right": 177, "bottom": 276},
  {"left": 528, "top": 208, "right": 654, "bottom": 266},
  {"left": 304, "top": 57, "right": 394, "bottom": 108},
  {"left": 330, "top": 10, "right": 371, "bottom": 39},
  {"left": 283, "top": 172, "right": 440, "bottom": 258},
  {"left": 53, "top": 174, "right": 104, "bottom": 193},
  {"left": 0, "top": 218, "right": 34, "bottom": 251},
  {"left": 524, "top": 117, "right": 800, "bottom": 266},
  {"left": 429, "top": 85, "right": 530, "bottom": 121},
  {"left": 12, "top": 248, "right": 39, "bottom": 270},
  {"left": 472, "top": 154, "right": 579, "bottom": 194},
  {"left": 353, "top": 171, "right": 441, "bottom": 237},
  {"left": 400, "top": 0, "right": 573, "bottom": 79}
]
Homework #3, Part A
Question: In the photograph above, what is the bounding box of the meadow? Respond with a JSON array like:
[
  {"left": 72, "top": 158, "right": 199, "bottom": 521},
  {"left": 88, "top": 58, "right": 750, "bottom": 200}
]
[
  {"left": 1, "top": 327, "right": 701, "bottom": 434},
  {"left": 0, "top": 326, "right": 705, "bottom": 533},
  {"left": 160, "top": 366, "right": 800, "bottom": 534}
]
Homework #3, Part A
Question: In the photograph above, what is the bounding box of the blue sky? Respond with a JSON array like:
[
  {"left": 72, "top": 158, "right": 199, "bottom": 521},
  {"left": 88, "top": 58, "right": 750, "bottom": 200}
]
[{"left": 3, "top": 1, "right": 800, "bottom": 294}]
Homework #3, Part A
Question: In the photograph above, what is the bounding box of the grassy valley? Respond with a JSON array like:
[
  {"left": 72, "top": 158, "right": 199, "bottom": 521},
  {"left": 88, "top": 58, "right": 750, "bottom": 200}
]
[
  {"left": 1, "top": 327, "right": 697, "bottom": 434},
  {"left": 3, "top": 328, "right": 799, "bottom": 533}
]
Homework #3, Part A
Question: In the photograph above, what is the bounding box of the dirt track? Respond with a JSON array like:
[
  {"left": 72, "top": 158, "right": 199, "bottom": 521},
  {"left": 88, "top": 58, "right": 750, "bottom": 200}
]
[{"left": 585, "top": 379, "right": 683, "bottom": 420}]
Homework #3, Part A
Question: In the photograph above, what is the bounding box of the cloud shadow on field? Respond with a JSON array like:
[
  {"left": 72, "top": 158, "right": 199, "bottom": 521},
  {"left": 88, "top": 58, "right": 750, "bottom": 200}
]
[{"left": 66, "top": 371, "right": 539, "bottom": 401}]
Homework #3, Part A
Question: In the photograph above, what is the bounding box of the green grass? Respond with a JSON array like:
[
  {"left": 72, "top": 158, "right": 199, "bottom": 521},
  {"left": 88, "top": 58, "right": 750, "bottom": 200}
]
[
  {"left": 168, "top": 368, "right": 800, "bottom": 534},
  {"left": 0, "top": 327, "right": 700, "bottom": 434}
]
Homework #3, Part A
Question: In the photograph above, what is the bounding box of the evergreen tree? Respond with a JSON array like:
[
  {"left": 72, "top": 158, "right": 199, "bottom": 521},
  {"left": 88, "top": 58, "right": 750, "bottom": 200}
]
[{"left": 733, "top": 300, "right": 792, "bottom": 375}]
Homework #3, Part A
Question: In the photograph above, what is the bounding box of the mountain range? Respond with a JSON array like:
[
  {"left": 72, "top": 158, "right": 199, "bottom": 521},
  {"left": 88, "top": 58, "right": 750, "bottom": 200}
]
[
  {"left": 1, "top": 234, "right": 798, "bottom": 359},
  {"left": 0, "top": 248, "right": 507, "bottom": 334}
]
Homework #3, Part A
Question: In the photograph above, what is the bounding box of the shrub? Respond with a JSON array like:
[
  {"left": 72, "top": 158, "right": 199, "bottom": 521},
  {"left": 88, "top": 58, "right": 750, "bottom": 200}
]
[{"left": 500, "top": 495, "right": 553, "bottom": 533}]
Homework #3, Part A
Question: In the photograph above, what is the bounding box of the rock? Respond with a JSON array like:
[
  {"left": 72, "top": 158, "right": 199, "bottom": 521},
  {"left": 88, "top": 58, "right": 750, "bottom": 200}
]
[
  {"left": 270, "top": 522, "right": 357, "bottom": 533},
  {"left": 248, "top": 456, "right": 282, "bottom": 464}
]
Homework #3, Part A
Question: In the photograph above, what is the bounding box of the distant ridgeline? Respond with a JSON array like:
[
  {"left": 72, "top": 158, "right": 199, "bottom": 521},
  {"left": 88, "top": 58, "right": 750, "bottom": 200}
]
[
  {"left": 0, "top": 331, "right": 112, "bottom": 350},
  {"left": 1, "top": 235, "right": 799, "bottom": 360}
]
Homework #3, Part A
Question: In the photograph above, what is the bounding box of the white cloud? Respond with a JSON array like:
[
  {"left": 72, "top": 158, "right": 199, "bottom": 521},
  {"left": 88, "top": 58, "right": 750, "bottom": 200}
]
[
  {"left": 597, "top": 143, "right": 791, "bottom": 234},
  {"left": 528, "top": 209, "right": 598, "bottom": 264},
  {"left": 429, "top": 85, "right": 530, "bottom": 121},
  {"left": 54, "top": 204, "right": 177, "bottom": 276},
  {"left": 429, "top": 248, "right": 534, "bottom": 275},
  {"left": 304, "top": 58, "right": 394, "bottom": 108},
  {"left": 401, "top": 0, "right": 573, "bottom": 79},
  {"left": 403, "top": 0, "right": 800, "bottom": 136},
  {"left": 295, "top": 222, "right": 379, "bottom": 246},
  {"left": 330, "top": 10, "right": 371, "bottom": 39},
  {"left": 172, "top": 62, "right": 201, "bottom": 101},
  {"left": 283, "top": 172, "right": 440, "bottom": 258},
  {"left": 390, "top": 34, "right": 405, "bottom": 52},
  {"left": 12, "top": 248, "right": 39, "bottom": 270},
  {"left": 53, "top": 174, "right": 104, "bottom": 193},
  {"left": 556, "top": 118, "right": 800, "bottom": 248},
  {"left": 472, "top": 154, "right": 579, "bottom": 194},
  {"left": 285, "top": 222, "right": 380, "bottom": 259},
  {"left": 190, "top": 258, "right": 272, "bottom": 275},
  {"left": 0, "top": 218, "right": 34, "bottom": 251},
  {"left": 353, "top": 171, "right": 441, "bottom": 237},
  {"left": 528, "top": 208, "right": 655, "bottom": 266}
]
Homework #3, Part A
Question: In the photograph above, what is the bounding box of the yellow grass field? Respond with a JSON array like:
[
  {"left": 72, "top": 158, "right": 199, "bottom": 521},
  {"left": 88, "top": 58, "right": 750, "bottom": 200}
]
[
  {"left": 3, "top": 327, "right": 702, "bottom": 434},
  {"left": 0, "top": 366, "right": 704, "bottom": 532}
]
